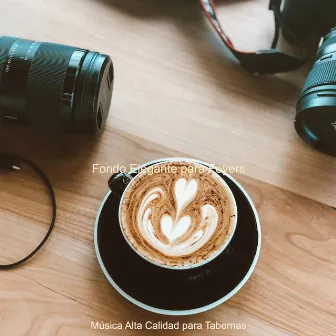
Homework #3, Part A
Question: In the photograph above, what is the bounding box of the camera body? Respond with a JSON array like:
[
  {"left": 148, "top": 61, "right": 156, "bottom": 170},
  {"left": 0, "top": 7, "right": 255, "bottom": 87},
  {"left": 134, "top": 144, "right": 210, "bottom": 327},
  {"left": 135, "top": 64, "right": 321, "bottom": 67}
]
[
  {"left": 282, "top": 0, "right": 336, "bottom": 43},
  {"left": 201, "top": 0, "right": 336, "bottom": 155}
]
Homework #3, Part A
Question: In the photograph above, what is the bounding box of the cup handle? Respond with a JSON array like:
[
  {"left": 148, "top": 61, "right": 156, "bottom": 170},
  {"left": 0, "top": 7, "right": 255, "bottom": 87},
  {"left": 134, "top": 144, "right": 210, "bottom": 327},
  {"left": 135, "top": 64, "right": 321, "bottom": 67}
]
[{"left": 108, "top": 172, "right": 134, "bottom": 199}]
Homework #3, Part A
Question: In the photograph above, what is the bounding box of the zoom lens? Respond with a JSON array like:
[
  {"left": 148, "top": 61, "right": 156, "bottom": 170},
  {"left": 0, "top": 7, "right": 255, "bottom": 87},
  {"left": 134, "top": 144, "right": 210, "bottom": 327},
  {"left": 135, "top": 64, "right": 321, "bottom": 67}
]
[
  {"left": 0, "top": 37, "right": 114, "bottom": 134},
  {"left": 295, "top": 28, "right": 336, "bottom": 156}
]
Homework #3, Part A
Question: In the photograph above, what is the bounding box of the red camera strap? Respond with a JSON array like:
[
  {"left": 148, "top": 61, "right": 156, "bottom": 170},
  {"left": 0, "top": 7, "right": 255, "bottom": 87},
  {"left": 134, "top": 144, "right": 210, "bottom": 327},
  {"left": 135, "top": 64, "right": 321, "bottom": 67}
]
[{"left": 200, "top": 0, "right": 305, "bottom": 74}]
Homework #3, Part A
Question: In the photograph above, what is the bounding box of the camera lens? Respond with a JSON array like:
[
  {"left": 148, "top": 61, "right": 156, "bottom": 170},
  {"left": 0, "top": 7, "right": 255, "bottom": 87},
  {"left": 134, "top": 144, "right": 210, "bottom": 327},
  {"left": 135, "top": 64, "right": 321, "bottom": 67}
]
[
  {"left": 0, "top": 37, "right": 114, "bottom": 134},
  {"left": 295, "top": 28, "right": 336, "bottom": 156}
]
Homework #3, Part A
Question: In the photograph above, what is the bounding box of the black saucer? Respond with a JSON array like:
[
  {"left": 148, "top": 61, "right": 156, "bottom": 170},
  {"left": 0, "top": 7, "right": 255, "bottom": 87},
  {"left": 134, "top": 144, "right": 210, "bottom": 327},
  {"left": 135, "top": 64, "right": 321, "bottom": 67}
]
[{"left": 95, "top": 163, "right": 260, "bottom": 315}]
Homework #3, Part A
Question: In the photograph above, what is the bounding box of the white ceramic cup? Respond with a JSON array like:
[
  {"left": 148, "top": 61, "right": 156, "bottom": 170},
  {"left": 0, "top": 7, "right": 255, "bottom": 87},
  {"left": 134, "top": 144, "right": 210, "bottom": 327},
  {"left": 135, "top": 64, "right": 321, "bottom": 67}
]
[{"left": 112, "top": 158, "right": 238, "bottom": 270}]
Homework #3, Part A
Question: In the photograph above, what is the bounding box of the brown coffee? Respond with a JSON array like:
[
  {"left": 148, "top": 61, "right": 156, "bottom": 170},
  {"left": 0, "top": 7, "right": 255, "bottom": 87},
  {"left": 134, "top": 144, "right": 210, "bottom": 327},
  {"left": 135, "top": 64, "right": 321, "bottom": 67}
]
[{"left": 119, "top": 160, "right": 237, "bottom": 268}]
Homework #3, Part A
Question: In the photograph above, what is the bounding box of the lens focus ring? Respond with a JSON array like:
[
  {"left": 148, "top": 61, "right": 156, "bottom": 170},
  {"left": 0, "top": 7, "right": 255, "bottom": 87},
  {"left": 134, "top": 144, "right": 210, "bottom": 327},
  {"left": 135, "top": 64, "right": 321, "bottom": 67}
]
[
  {"left": 302, "top": 58, "right": 336, "bottom": 93},
  {"left": 26, "top": 43, "right": 76, "bottom": 131}
]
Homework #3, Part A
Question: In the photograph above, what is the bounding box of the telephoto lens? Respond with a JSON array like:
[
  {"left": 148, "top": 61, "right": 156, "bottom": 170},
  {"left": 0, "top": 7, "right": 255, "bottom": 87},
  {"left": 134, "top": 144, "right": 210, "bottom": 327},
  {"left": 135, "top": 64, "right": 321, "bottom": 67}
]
[
  {"left": 0, "top": 37, "right": 114, "bottom": 134},
  {"left": 295, "top": 28, "right": 336, "bottom": 156}
]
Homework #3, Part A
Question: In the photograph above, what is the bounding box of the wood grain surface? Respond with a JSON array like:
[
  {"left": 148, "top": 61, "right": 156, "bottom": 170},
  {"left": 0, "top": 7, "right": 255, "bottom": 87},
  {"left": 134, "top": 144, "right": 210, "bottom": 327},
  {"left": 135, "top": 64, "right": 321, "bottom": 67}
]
[{"left": 0, "top": 0, "right": 335, "bottom": 335}]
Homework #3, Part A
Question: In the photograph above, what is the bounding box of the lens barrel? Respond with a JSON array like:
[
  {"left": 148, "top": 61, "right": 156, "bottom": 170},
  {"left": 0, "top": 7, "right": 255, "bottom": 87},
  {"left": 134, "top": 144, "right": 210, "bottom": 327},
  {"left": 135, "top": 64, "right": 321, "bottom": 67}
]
[
  {"left": 295, "top": 28, "right": 336, "bottom": 156},
  {"left": 0, "top": 37, "right": 113, "bottom": 134}
]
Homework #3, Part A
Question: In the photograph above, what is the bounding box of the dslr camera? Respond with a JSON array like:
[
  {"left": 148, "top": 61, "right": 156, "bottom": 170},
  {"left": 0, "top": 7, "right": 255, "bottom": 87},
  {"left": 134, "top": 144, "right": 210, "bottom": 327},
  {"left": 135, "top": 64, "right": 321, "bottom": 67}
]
[{"left": 201, "top": 0, "right": 336, "bottom": 156}]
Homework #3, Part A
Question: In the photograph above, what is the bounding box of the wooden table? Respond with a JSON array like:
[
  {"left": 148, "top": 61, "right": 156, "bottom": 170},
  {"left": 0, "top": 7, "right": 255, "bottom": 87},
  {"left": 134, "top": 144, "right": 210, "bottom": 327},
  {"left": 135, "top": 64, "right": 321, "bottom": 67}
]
[{"left": 0, "top": 1, "right": 335, "bottom": 335}]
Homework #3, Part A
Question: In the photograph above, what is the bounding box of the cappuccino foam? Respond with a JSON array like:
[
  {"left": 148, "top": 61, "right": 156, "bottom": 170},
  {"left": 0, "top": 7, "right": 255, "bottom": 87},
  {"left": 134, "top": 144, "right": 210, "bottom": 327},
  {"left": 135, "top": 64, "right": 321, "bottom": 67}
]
[{"left": 120, "top": 161, "right": 236, "bottom": 268}]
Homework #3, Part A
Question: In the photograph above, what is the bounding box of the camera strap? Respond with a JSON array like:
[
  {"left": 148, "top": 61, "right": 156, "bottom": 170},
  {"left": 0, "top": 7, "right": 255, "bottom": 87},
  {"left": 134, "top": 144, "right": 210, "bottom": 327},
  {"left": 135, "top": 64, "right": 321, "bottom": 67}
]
[{"left": 200, "top": 0, "right": 306, "bottom": 74}]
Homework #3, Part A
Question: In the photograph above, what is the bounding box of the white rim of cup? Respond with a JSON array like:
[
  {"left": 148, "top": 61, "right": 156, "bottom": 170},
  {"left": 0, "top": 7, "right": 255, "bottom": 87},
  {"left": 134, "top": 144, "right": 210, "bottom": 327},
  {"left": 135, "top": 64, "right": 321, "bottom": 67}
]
[
  {"left": 94, "top": 158, "right": 261, "bottom": 316},
  {"left": 117, "top": 158, "right": 238, "bottom": 270}
]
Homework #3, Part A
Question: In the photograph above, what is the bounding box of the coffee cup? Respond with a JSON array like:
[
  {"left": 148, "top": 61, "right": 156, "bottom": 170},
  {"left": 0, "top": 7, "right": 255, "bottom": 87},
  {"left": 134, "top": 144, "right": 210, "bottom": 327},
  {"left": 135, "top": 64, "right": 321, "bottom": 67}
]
[{"left": 108, "top": 158, "right": 238, "bottom": 270}]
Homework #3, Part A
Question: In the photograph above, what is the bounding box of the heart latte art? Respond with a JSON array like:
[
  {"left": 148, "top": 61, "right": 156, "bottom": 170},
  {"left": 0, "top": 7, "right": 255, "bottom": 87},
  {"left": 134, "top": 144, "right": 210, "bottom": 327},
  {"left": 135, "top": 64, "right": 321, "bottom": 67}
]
[
  {"left": 138, "top": 178, "right": 218, "bottom": 256},
  {"left": 120, "top": 161, "right": 236, "bottom": 268}
]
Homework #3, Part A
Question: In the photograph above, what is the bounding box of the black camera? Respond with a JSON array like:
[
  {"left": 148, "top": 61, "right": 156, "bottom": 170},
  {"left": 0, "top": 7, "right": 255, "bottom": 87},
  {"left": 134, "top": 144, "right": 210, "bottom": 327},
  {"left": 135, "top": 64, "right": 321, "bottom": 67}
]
[
  {"left": 281, "top": 0, "right": 336, "bottom": 156},
  {"left": 0, "top": 37, "right": 114, "bottom": 134},
  {"left": 201, "top": 0, "right": 336, "bottom": 156},
  {"left": 281, "top": 0, "right": 336, "bottom": 43}
]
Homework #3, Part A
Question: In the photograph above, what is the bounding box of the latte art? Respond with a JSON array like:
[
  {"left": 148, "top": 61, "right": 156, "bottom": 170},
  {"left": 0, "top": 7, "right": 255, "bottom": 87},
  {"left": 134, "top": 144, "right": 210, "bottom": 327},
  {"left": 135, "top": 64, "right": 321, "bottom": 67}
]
[
  {"left": 138, "top": 178, "right": 219, "bottom": 257},
  {"left": 120, "top": 161, "right": 237, "bottom": 268}
]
